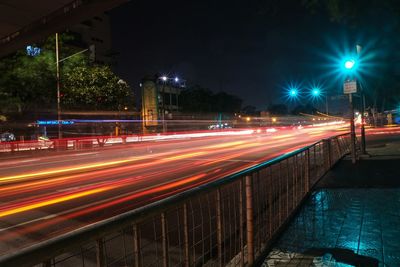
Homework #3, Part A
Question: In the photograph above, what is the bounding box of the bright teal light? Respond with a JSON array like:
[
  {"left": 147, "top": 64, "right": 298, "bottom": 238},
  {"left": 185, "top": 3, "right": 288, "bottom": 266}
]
[
  {"left": 344, "top": 59, "right": 355, "bottom": 69},
  {"left": 311, "top": 88, "right": 320, "bottom": 96},
  {"left": 289, "top": 88, "right": 298, "bottom": 97}
]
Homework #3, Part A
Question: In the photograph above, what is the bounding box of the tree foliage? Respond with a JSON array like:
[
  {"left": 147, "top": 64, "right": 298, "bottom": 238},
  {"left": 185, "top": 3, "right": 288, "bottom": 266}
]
[
  {"left": 0, "top": 33, "right": 133, "bottom": 118},
  {"left": 63, "top": 66, "right": 132, "bottom": 110},
  {"left": 180, "top": 86, "right": 242, "bottom": 113},
  {"left": 291, "top": 103, "right": 317, "bottom": 115},
  {"left": 267, "top": 104, "right": 288, "bottom": 115}
]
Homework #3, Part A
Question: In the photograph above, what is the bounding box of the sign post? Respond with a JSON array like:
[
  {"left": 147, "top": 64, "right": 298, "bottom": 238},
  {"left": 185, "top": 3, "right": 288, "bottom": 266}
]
[{"left": 343, "top": 80, "right": 357, "bottom": 164}]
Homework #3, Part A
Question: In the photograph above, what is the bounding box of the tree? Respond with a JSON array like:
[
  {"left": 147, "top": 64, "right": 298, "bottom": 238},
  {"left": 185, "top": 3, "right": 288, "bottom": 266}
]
[
  {"left": 267, "top": 104, "right": 288, "bottom": 115},
  {"left": 0, "top": 33, "right": 133, "bottom": 119},
  {"left": 62, "top": 66, "right": 133, "bottom": 110},
  {"left": 291, "top": 103, "right": 317, "bottom": 115},
  {"left": 241, "top": 105, "right": 258, "bottom": 115},
  {"left": 180, "top": 85, "right": 242, "bottom": 113}
]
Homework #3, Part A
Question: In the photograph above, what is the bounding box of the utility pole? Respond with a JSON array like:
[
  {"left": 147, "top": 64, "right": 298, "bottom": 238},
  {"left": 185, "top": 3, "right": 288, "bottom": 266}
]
[
  {"left": 325, "top": 94, "right": 329, "bottom": 115},
  {"left": 357, "top": 44, "right": 367, "bottom": 155},
  {"left": 55, "top": 33, "right": 62, "bottom": 139},
  {"left": 344, "top": 78, "right": 357, "bottom": 164},
  {"left": 349, "top": 93, "right": 357, "bottom": 164}
]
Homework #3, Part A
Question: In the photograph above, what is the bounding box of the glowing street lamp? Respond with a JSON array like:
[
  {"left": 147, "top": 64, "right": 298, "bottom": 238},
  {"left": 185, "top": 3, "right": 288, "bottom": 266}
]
[
  {"left": 311, "top": 87, "right": 320, "bottom": 97},
  {"left": 344, "top": 59, "right": 356, "bottom": 69},
  {"left": 342, "top": 56, "right": 358, "bottom": 163},
  {"left": 289, "top": 88, "right": 298, "bottom": 98}
]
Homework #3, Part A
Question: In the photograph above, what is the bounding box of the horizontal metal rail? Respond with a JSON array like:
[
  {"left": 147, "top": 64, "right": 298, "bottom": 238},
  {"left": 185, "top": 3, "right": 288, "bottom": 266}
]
[{"left": 0, "top": 133, "right": 351, "bottom": 267}]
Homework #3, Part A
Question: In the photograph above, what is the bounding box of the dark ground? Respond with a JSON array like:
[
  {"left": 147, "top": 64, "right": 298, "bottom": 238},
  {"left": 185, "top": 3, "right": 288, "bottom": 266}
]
[{"left": 263, "top": 132, "right": 400, "bottom": 267}]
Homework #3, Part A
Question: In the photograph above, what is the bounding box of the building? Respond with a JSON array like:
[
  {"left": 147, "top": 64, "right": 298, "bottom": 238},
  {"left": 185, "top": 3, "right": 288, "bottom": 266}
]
[
  {"left": 68, "top": 13, "right": 114, "bottom": 65},
  {"left": 141, "top": 75, "right": 185, "bottom": 130}
]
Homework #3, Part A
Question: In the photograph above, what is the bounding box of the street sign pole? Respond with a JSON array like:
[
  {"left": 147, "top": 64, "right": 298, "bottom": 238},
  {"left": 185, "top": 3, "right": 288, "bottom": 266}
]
[
  {"left": 357, "top": 44, "right": 367, "bottom": 155},
  {"left": 344, "top": 80, "right": 357, "bottom": 164},
  {"left": 349, "top": 93, "right": 357, "bottom": 164},
  {"left": 55, "top": 33, "right": 62, "bottom": 139}
]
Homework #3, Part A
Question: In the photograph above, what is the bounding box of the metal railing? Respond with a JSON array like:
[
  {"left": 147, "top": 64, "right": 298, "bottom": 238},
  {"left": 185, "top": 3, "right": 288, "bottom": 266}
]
[
  {"left": 0, "top": 134, "right": 351, "bottom": 267},
  {"left": 0, "top": 129, "right": 258, "bottom": 153}
]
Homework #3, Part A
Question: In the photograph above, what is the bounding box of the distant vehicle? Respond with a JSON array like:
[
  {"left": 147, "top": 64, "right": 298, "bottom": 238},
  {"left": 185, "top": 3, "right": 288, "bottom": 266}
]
[
  {"left": 0, "top": 132, "right": 16, "bottom": 142},
  {"left": 38, "top": 135, "right": 50, "bottom": 141},
  {"left": 208, "top": 123, "right": 232, "bottom": 130}
]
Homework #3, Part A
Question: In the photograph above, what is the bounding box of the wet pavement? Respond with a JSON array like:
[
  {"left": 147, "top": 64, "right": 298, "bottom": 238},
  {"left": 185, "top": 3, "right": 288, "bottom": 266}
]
[{"left": 263, "top": 137, "right": 400, "bottom": 267}]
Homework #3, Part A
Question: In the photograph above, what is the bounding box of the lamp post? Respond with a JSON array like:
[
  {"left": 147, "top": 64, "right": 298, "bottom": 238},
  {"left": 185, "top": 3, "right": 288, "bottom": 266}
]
[
  {"left": 55, "top": 33, "right": 62, "bottom": 139},
  {"left": 160, "top": 76, "right": 167, "bottom": 133},
  {"left": 310, "top": 86, "right": 329, "bottom": 115},
  {"left": 356, "top": 44, "right": 367, "bottom": 155},
  {"left": 343, "top": 59, "right": 357, "bottom": 164},
  {"left": 54, "top": 33, "right": 92, "bottom": 139}
]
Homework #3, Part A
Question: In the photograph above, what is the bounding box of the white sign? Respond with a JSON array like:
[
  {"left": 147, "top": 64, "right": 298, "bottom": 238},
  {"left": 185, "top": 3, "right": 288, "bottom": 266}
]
[{"left": 343, "top": 81, "right": 357, "bottom": 94}]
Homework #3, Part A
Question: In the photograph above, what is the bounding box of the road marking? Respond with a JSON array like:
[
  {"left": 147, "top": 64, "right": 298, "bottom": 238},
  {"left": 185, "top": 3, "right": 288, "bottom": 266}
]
[
  {"left": 0, "top": 214, "right": 57, "bottom": 232},
  {"left": 73, "top": 152, "right": 99, "bottom": 156},
  {"left": 19, "top": 159, "right": 40, "bottom": 163}
]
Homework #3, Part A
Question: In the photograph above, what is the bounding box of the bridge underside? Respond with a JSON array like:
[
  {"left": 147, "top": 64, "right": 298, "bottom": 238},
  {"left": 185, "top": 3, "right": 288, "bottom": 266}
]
[{"left": 0, "top": 0, "right": 127, "bottom": 57}]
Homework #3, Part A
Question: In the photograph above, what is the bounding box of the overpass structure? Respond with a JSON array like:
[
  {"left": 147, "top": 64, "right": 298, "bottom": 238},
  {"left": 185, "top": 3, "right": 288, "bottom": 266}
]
[{"left": 0, "top": 0, "right": 127, "bottom": 57}]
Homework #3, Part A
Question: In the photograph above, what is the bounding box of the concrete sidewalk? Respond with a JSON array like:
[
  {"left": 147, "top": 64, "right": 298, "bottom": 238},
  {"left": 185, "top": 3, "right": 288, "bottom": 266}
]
[{"left": 262, "top": 140, "right": 400, "bottom": 267}]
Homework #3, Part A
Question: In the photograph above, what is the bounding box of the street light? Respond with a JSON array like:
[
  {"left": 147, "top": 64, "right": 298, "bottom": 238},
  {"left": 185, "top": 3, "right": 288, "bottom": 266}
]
[
  {"left": 289, "top": 88, "right": 298, "bottom": 97},
  {"left": 158, "top": 76, "right": 168, "bottom": 132},
  {"left": 344, "top": 59, "right": 356, "bottom": 69},
  {"left": 341, "top": 56, "right": 358, "bottom": 163},
  {"left": 309, "top": 85, "right": 329, "bottom": 115},
  {"left": 311, "top": 87, "right": 320, "bottom": 97}
]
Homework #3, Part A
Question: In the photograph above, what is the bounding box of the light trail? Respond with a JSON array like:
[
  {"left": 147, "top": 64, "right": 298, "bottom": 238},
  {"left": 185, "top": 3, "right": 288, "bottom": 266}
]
[{"left": 0, "top": 124, "right": 352, "bottom": 256}]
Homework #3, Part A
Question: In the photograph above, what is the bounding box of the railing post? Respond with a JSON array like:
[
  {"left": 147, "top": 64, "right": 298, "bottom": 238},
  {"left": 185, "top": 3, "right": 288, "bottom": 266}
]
[
  {"left": 286, "top": 160, "right": 289, "bottom": 217},
  {"left": 216, "top": 189, "right": 223, "bottom": 267},
  {"left": 245, "top": 175, "right": 254, "bottom": 265},
  {"left": 268, "top": 169, "right": 273, "bottom": 238},
  {"left": 323, "top": 139, "right": 331, "bottom": 170},
  {"left": 133, "top": 223, "right": 141, "bottom": 267},
  {"left": 292, "top": 156, "right": 297, "bottom": 208},
  {"left": 96, "top": 238, "right": 105, "bottom": 267},
  {"left": 305, "top": 148, "right": 310, "bottom": 193},
  {"left": 183, "top": 203, "right": 190, "bottom": 267},
  {"left": 239, "top": 179, "right": 244, "bottom": 267},
  {"left": 161, "top": 213, "right": 169, "bottom": 267}
]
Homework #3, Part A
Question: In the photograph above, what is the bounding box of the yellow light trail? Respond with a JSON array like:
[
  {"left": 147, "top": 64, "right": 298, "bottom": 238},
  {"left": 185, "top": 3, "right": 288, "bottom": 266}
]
[
  {"left": 0, "top": 186, "right": 112, "bottom": 218},
  {"left": 0, "top": 157, "right": 144, "bottom": 183},
  {"left": 0, "top": 140, "right": 249, "bottom": 184}
]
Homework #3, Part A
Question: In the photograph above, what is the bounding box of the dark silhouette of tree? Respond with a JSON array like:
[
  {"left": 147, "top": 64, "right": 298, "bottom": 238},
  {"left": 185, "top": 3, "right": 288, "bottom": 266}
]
[
  {"left": 291, "top": 103, "right": 317, "bottom": 115},
  {"left": 180, "top": 86, "right": 242, "bottom": 113},
  {"left": 267, "top": 104, "right": 288, "bottom": 115},
  {"left": 241, "top": 105, "right": 258, "bottom": 115}
]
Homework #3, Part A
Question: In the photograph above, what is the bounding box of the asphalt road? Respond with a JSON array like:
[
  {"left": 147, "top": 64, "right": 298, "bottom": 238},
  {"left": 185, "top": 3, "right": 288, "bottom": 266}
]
[{"left": 0, "top": 124, "right": 353, "bottom": 256}]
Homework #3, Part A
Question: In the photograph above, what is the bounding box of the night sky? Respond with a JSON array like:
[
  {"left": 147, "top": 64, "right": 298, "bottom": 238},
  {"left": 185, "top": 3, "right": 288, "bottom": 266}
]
[{"left": 110, "top": 0, "right": 351, "bottom": 109}]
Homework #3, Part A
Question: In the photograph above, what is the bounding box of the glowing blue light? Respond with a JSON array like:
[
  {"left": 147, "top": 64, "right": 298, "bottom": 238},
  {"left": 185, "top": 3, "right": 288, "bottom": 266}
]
[
  {"left": 174, "top": 77, "right": 179, "bottom": 82},
  {"left": 289, "top": 88, "right": 298, "bottom": 97},
  {"left": 26, "top": 45, "right": 41, "bottom": 56},
  {"left": 37, "top": 120, "right": 74, "bottom": 125},
  {"left": 312, "top": 88, "right": 320, "bottom": 96},
  {"left": 344, "top": 59, "right": 355, "bottom": 69}
]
